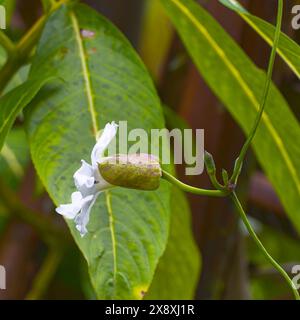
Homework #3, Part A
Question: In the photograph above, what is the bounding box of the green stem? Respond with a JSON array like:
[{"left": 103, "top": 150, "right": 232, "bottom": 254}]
[
  {"left": 0, "top": 21, "right": 42, "bottom": 93},
  {"left": 0, "top": 19, "right": 43, "bottom": 93},
  {"left": 0, "top": 0, "right": 67, "bottom": 94},
  {"left": 162, "top": 170, "right": 228, "bottom": 197},
  {"left": 0, "top": 31, "right": 15, "bottom": 54},
  {"left": 231, "top": 0, "right": 283, "bottom": 184},
  {"left": 26, "top": 248, "right": 63, "bottom": 300},
  {"left": 204, "top": 151, "right": 227, "bottom": 190},
  {"left": 41, "top": 0, "right": 57, "bottom": 13},
  {"left": 208, "top": 171, "right": 226, "bottom": 191},
  {"left": 231, "top": 192, "right": 300, "bottom": 300}
]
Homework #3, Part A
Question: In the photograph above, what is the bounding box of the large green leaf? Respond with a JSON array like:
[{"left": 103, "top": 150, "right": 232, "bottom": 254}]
[
  {"left": 26, "top": 3, "right": 171, "bottom": 299},
  {"left": 0, "top": 77, "right": 51, "bottom": 151},
  {"left": 219, "top": 0, "right": 300, "bottom": 79},
  {"left": 146, "top": 187, "right": 200, "bottom": 300},
  {"left": 160, "top": 0, "right": 300, "bottom": 232}
]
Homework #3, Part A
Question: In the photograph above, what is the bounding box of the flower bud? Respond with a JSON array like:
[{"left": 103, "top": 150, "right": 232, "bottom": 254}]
[
  {"left": 98, "top": 154, "right": 162, "bottom": 191},
  {"left": 222, "top": 168, "right": 229, "bottom": 185},
  {"left": 204, "top": 151, "right": 216, "bottom": 175}
]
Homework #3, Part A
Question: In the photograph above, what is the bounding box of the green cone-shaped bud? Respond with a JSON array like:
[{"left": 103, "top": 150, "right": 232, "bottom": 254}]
[
  {"left": 98, "top": 154, "right": 162, "bottom": 191},
  {"left": 222, "top": 168, "right": 229, "bottom": 185},
  {"left": 204, "top": 151, "right": 216, "bottom": 175}
]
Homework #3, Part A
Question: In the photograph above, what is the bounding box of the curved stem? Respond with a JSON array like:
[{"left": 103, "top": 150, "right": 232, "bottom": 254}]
[
  {"left": 231, "top": 192, "right": 300, "bottom": 300},
  {"left": 231, "top": 0, "right": 283, "bottom": 184},
  {"left": 208, "top": 171, "right": 226, "bottom": 191},
  {"left": 162, "top": 170, "right": 228, "bottom": 197}
]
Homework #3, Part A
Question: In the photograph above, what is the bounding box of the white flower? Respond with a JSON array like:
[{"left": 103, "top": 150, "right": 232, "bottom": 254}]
[
  {"left": 56, "top": 121, "right": 118, "bottom": 237},
  {"left": 55, "top": 191, "right": 94, "bottom": 219}
]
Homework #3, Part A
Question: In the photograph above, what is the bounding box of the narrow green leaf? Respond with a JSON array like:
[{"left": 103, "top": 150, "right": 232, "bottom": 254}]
[
  {"left": 3, "top": 65, "right": 30, "bottom": 94},
  {"left": 160, "top": 0, "right": 300, "bottom": 232},
  {"left": 146, "top": 187, "right": 200, "bottom": 300},
  {"left": 0, "top": 44, "right": 30, "bottom": 95},
  {"left": 139, "top": 0, "right": 173, "bottom": 81},
  {"left": 0, "top": 128, "right": 29, "bottom": 186},
  {"left": 219, "top": 0, "right": 300, "bottom": 79},
  {"left": 0, "top": 128, "right": 29, "bottom": 233},
  {"left": 0, "top": 77, "right": 51, "bottom": 151},
  {"left": 26, "top": 3, "right": 171, "bottom": 299}
]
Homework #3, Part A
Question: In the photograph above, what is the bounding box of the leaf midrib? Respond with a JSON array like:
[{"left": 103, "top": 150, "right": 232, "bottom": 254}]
[
  {"left": 69, "top": 10, "right": 118, "bottom": 291},
  {"left": 238, "top": 11, "right": 300, "bottom": 79},
  {"left": 169, "top": 0, "right": 300, "bottom": 197},
  {"left": 70, "top": 11, "right": 99, "bottom": 136}
]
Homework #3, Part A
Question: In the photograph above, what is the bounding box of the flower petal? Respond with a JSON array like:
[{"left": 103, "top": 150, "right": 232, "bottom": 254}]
[
  {"left": 74, "top": 160, "right": 95, "bottom": 188},
  {"left": 56, "top": 192, "right": 83, "bottom": 219},
  {"left": 57, "top": 121, "right": 118, "bottom": 236},
  {"left": 56, "top": 192, "right": 94, "bottom": 220},
  {"left": 56, "top": 203, "right": 79, "bottom": 219},
  {"left": 71, "top": 191, "right": 83, "bottom": 203},
  {"left": 74, "top": 193, "right": 100, "bottom": 237},
  {"left": 91, "top": 121, "right": 118, "bottom": 166}
]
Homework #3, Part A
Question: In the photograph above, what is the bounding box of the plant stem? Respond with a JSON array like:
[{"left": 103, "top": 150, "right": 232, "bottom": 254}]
[
  {"left": 231, "top": 0, "right": 283, "bottom": 184},
  {"left": 26, "top": 247, "right": 63, "bottom": 300},
  {"left": 162, "top": 170, "right": 228, "bottom": 197},
  {"left": 0, "top": 31, "right": 16, "bottom": 54},
  {"left": 41, "top": 0, "right": 57, "bottom": 13},
  {"left": 231, "top": 192, "right": 300, "bottom": 300},
  {"left": 0, "top": 21, "right": 42, "bottom": 93},
  {"left": 0, "top": 0, "right": 67, "bottom": 94},
  {"left": 207, "top": 171, "right": 226, "bottom": 190}
]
